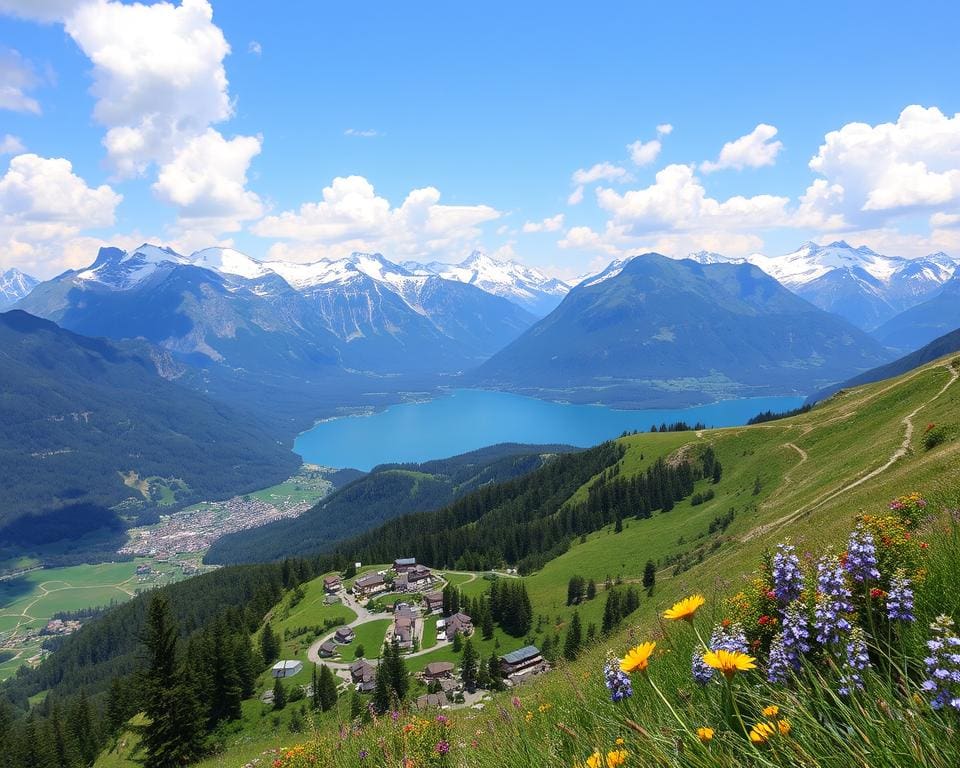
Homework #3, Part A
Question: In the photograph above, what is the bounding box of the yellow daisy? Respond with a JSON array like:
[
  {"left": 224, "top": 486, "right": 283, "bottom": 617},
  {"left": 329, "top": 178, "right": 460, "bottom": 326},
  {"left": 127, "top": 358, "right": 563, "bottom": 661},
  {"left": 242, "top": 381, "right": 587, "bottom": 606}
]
[
  {"left": 697, "top": 727, "right": 714, "bottom": 744},
  {"left": 663, "top": 594, "right": 706, "bottom": 622},
  {"left": 620, "top": 641, "right": 657, "bottom": 674},
  {"left": 777, "top": 718, "right": 791, "bottom": 736},
  {"left": 606, "top": 749, "right": 629, "bottom": 767},
  {"left": 702, "top": 649, "right": 756, "bottom": 679},
  {"left": 762, "top": 705, "right": 780, "bottom": 718},
  {"left": 749, "top": 721, "right": 776, "bottom": 745}
]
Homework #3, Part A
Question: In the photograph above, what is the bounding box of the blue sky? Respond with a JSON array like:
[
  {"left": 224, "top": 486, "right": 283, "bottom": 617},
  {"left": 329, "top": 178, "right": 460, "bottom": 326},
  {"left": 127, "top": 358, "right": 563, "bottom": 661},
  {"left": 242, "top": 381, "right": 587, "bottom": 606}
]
[{"left": 2, "top": 0, "right": 959, "bottom": 278}]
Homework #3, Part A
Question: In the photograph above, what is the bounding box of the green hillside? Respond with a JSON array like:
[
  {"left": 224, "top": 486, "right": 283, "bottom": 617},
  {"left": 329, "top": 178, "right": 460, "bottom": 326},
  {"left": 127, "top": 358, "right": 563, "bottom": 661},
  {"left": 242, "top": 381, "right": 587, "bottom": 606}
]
[{"left": 6, "top": 352, "right": 960, "bottom": 767}]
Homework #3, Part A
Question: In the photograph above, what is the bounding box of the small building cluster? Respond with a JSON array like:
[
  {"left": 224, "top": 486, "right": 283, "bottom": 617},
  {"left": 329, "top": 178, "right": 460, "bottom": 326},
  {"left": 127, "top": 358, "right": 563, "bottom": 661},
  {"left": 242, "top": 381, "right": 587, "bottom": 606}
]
[
  {"left": 271, "top": 660, "right": 303, "bottom": 678},
  {"left": 499, "top": 645, "right": 549, "bottom": 685}
]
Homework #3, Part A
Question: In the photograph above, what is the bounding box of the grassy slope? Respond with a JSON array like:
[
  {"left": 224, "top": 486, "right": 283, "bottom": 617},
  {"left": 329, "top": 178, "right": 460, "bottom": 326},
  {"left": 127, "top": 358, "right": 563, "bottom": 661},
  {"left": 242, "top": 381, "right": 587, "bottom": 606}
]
[{"left": 98, "top": 355, "right": 960, "bottom": 767}]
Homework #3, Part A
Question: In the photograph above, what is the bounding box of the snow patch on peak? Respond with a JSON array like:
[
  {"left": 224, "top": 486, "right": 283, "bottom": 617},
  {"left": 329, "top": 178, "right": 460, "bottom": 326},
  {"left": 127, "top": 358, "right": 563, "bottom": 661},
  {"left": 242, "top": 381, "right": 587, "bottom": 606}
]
[{"left": 191, "top": 247, "right": 272, "bottom": 280}]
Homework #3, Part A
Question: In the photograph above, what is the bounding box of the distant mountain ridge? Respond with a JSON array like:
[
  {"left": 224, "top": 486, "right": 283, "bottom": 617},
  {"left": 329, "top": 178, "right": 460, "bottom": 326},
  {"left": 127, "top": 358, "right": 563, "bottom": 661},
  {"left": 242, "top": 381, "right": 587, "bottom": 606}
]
[
  {"left": 475, "top": 253, "right": 894, "bottom": 406},
  {"left": 871, "top": 274, "right": 960, "bottom": 353},
  {"left": 14, "top": 243, "right": 535, "bottom": 377},
  {"left": 0, "top": 267, "right": 38, "bottom": 309},
  {"left": 677, "top": 241, "right": 958, "bottom": 330}
]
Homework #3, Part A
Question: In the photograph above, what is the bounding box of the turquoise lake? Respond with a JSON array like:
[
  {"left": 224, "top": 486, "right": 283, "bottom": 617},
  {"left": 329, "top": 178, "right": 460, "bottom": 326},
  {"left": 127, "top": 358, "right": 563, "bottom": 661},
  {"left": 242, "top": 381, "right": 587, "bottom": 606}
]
[{"left": 294, "top": 389, "right": 807, "bottom": 470}]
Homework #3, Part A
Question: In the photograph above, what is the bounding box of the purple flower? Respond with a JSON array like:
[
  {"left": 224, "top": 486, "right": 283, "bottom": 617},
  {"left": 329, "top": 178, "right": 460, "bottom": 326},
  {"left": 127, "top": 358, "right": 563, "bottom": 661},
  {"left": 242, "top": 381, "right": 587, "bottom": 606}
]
[
  {"left": 772, "top": 542, "right": 805, "bottom": 605},
  {"left": 839, "top": 626, "right": 870, "bottom": 695},
  {"left": 814, "top": 555, "right": 853, "bottom": 646},
  {"left": 359, "top": 749, "right": 369, "bottom": 760},
  {"left": 781, "top": 600, "right": 810, "bottom": 664},
  {"left": 604, "top": 660, "right": 633, "bottom": 701},
  {"left": 845, "top": 524, "right": 880, "bottom": 582},
  {"left": 435, "top": 740, "right": 450, "bottom": 755},
  {"left": 886, "top": 570, "right": 915, "bottom": 622},
  {"left": 767, "top": 632, "right": 791, "bottom": 684},
  {"left": 923, "top": 615, "right": 960, "bottom": 711},
  {"left": 436, "top": 714, "right": 449, "bottom": 726},
  {"left": 692, "top": 623, "right": 747, "bottom": 685}
]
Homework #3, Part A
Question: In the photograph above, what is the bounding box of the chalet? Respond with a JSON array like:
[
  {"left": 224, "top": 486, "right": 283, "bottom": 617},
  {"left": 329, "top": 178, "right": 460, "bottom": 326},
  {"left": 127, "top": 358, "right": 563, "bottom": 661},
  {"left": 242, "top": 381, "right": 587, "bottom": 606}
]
[
  {"left": 271, "top": 660, "right": 303, "bottom": 678},
  {"left": 395, "top": 573, "right": 409, "bottom": 591},
  {"left": 394, "top": 557, "right": 416, "bottom": 573},
  {"left": 424, "top": 591, "right": 444, "bottom": 614},
  {"left": 445, "top": 612, "right": 474, "bottom": 641},
  {"left": 323, "top": 575, "right": 342, "bottom": 593},
  {"left": 394, "top": 615, "right": 415, "bottom": 649},
  {"left": 350, "top": 659, "right": 375, "bottom": 692},
  {"left": 500, "top": 646, "right": 548, "bottom": 682},
  {"left": 354, "top": 572, "right": 387, "bottom": 598},
  {"left": 415, "top": 693, "right": 447, "bottom": 710},
  {"left": 318, "top": 640, "right": 337, "bottom": 658},
  {"left": 407, "top": 564, "right": 434, "bottom": 587},
  {"left": 335, "top": 626, "right": 356, "bottom": 644},
  {"left": 422, "top": 661, "right": 455, "bottom": 680}
]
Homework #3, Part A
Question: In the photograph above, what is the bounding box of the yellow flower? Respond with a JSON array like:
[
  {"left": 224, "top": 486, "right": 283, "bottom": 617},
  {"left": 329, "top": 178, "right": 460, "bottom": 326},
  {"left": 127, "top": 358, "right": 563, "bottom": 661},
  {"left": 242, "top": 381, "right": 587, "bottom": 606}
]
[
  {"left": 749, "top": 721, "right": 776, "bottom": 745},
  {"left": 702, "top": 649, "right": 756, "bottom": 679},
  {"left": 663, "top": 594, "right": 706, "bottom": 622},
  {"left": 697, "top": 727, "right": 714, "bottom": 744},
  {"left": 606, "top": 749, "right": 628, "bottom": 767},
  {"left": 539, "top": 703, "right": 553, "bottom": 713},
  {"left": 615, "top": 737, "right": 625, "bottom": 746},
  {"left": 585, "top": 751, "right": 603, "bottom": 768},
  {"left": 620, "top": 641, "right": 656, "bottom": 674},
  {"left": 777, "top": 718, "right": 791, "bottom": 736},
  {"left": 762, "top": 705, "right": 780, "bottom": 718}
]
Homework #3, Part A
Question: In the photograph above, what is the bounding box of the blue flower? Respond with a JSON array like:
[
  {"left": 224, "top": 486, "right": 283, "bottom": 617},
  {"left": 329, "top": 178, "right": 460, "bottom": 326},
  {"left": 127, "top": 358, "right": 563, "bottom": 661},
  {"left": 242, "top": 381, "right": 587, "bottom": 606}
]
[
  {"left": 924, "top": 615, "right": 960, "bottom": 711},
  {"left": 839, "top": 626, "right": 870, "bottom": 695},
  {"left": 886, "top": 569, "right": 915, "bottom": 622},
  {"left": 845, "top": 524, "right": 880, "bottom": 582},
  {"left": 772, "top": 542, "right": 805, "bottom": 605},
  {"left": 781, "top": 600, "right": 810, "bottom": 667},
  {"left": 814, "top": 555, "right": 853, "bottom": 646},
  {"left": 692, "top": 622, "right": 748, "bottom": 685},
  {"left": 767, "top": 632, "right": 791, "bottom": 684},
  {"left": 604, "top": 659, "right": 633, "bottom": 702}
]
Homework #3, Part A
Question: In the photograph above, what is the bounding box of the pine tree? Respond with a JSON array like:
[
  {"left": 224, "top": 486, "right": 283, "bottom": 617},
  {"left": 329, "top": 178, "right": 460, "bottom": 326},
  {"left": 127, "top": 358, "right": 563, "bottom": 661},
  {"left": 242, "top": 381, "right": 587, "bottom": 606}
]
[
  {"left": 563, "top": 611, "right": 582, "bottom": 661},
  {"left": 106, "top": 677, "right": 130, "bottom": 731},
  {"left": 260, "top": 621, "right": 280, "bottom": 666},
  {"left": 318, "top": 665, "right": 339, "bottom": 711},
  {"left": 68, "top": 691, "right": 99, "bottom": 765},
  {"left": 487, "top": 653, "right": 503, "bottom": 691},
  {"left": 452, "top": 632, "right": 463, "bottom": 652},
  {"left": 208, "top": 619, "right": 242, "bottom": 725},
  {"left": 386, "top": 639, "right": 409, "bottom": 702},
  {"left": 311, "top": 666, "right": 320, "bottom": 710},
  {"left": 371, "top": 653, "right": 392, "bottom": 714},
  {"left": 481, "top": 610, "right": 494, "bottom": 640},
  {"left": 272, "top": 677, "right": 287, "bottom": 711},
  {"left": 461, "top": 637, "right": 478, "bottom": 692},
  {"left": 140, "top": 595, "right": 206, "bottom": 768},
  {"left": 350, "top": 691, "right": 364, "bottom": 721},
  {"left": 586, "top": 579, "right": 597, "bottom": 600},
  {"left": 643, "top": 560, "right": 656, "bottom": 595}
]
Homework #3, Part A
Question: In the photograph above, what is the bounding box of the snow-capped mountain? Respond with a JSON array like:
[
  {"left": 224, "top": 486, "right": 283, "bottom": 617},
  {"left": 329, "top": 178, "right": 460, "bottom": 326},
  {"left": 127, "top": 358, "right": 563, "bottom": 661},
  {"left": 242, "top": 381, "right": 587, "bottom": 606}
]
[
  {"left": 15, "top": 244, "right": 536, "bottom": 377},
  {"left": 405, "top": 250, "right": 570, "bottom": 316},
  {"left": 0, "top": 267, "right": 39, "bottom": 309}
]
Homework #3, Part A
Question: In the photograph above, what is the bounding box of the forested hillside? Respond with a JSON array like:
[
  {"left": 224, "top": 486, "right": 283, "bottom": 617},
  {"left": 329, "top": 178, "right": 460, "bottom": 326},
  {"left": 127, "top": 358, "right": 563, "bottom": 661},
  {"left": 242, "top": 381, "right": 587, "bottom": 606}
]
[
  {"left": 206, "top": 443, "right": 576, "bottom": 564},
  {"left": 0, "top": 311, "right": 298, "bottom": 562}
]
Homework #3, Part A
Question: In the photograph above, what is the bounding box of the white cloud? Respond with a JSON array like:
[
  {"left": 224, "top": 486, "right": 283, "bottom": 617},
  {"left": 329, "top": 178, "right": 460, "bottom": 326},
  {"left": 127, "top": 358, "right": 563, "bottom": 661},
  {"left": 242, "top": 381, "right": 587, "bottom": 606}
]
[
  {"left": 153, "top": 128, "right": 263, "bottom": 236},
  {"left": 806, "top": 105, "right": 960, "bottom": 225},
  {"left": 0, "top": 48, "right": 41, "bottom": 114},
  {"left": 656, "top": 124, "right": 673, "bottom": 136},
  {"left": 0, "top": 153, "right": 123, "bottom": 275},
  {"left": 0, "top": 134, "right": 25, "bottom": 154},
  {"left": 701, "top": 123, "right": 783, "bottom": 172},
  {"left": 64, "top": 0, "right": 233, "bottom": 178},
  {"left": 572, "top": 162, "right": 631, "bottom": 185},
  {"left": 627, "top": 138, "right": 662, "bottom": 167},
  {"left": 522, "top": 213, "right": 564, "bottom": 233},
  {"left": 567, "top": 185, "right": 584, "bottom": 206},
  {"left": 252, "top": 175, "right": 501, "bottom": 261},
  {"left": 344, "top": 128, "right": 381, "bottom": 138},
  {"left": 557, "top": 225, "right": 620, "bottom": 256},
  {"left": 248, "top": 40, "right": 262, "bottom": 56},
  {"left": 597, "top": 163, "right": 789, "bottom": 235}
]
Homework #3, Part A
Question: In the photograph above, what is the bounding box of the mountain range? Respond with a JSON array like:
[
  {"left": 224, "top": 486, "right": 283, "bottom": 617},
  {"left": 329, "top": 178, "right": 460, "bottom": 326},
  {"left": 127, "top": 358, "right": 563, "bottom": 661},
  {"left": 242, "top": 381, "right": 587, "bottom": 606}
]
[
  {"left": 871, "top": 273, "right": 960, "bottom": 352},
  {"left": 475, "top": 253, "right": 894, "bottom": 406},
  {"left": 686, "top": 240, "right": 958, "bottom": 331},
  {"left": 0, "top": 267, "right": 38, "bottom": 309}
]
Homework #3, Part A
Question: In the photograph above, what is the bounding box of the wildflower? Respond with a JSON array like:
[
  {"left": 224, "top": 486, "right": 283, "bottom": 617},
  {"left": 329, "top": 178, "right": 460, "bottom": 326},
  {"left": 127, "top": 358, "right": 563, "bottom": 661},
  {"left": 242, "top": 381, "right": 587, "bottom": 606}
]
[
  {"left": 606, "top": 749, "right": 628, "bottom": 767},
  {"left": 435, "top": 740, "right": 450, "bottom": 755},
  {"left": 359, "top": 749, "right": 368, "bottom": 760},
  {"left": 870, "top": 587, "right": 886, "bottom": 599},
  {"left": 512, "top": 696, "right": 522, "bottom": 708},
  {"left": 436, "top": 714, "right": 449, "bottom": 726},
  {"left": 702, "top": 649, "right": 756, "bottom": 679},
  {"left": 620, "top": 642, "right": 656, "bottom": 674},
  {"left": 663, "top": 594, "right": 706, "bottom": 622},
  {"left": 692, "top": 622, "right": 747, "bottom": 685},
  {"left": 839, "top": 626, "right": 870, "bottom": 695},
  {"left": 584, "top": 752, "right": 603, "bottom": 768},
  {"left": 762, "top": 705, "right": 780, "bottom": 718},
  {"left": 766, "top": 633, "right": 791, "bottom": 684},
  {"left": 922, "top": 615, "right": 960, "bottom": 711},
  {"left": 777, "top": 718, "right": 791, "bottom": 736},
  {"left": 814, "top": 555, "right": 853, "bottom": 646},
  {"left": 615, "top": 738, "right": 624, "bottom": 746},
  {"left": 772, "top": 542, "right": 804, "bottom": 605},
  {"left": 697, "top": 727, "right": 714, "bottom": 743},
  {"left": 781, "top": 600, "right": 810, "bottom": 662},
  {"left": 886, "top": 570, "right": 915, "bottom": 622},
  {"left": 539, "top": 703, "right": 552, "bottom": 713},
  {"left": 604, "top": 659, "right": 634, "bottom": 701},
  {"left": 845, "top": 524, "right": 880, "bottom": 582},
  {"left": 749, "top": 721, "right": 776, "bottom": 744}
]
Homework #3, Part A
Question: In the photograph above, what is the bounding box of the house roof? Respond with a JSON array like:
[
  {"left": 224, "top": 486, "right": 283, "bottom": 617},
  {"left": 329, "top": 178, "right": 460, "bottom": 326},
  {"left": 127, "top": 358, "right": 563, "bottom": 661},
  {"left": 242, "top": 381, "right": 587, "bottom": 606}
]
[
  {"left": 320, "top": 640, "right": 337, "bottom": 652},
  {"left": 272, "top": 660, "right": 302, "bottom": 671},
  {"left": 356, "top": 573, "right": 384, "bottom": 587},
  {"left": 424, "top": 662, "right": 455, "bottom": 676},
  {"left": 395, "top": 557, "right": 416, "bottom": 566},
  {"left": 501, "top": 645, "right": 541, "bottom": 665}
]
